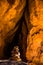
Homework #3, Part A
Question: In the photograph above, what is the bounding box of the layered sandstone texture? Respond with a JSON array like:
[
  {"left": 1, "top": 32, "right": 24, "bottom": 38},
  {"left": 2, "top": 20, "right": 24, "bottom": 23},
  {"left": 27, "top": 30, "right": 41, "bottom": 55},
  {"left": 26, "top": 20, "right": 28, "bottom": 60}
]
[
  {"left": 0, "top": 0, "right": 26, "bottom": 58},
  {"left": 26, "top": 0, "right": 43, "bottom": 65}
]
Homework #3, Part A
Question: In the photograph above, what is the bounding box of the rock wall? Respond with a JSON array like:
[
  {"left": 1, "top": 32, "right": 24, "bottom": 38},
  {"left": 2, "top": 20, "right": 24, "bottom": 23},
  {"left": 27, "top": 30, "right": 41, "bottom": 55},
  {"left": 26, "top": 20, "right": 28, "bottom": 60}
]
[
  {"left": 0, "top": 0, "right": 26, "bottom": 59},
  {"left": 26, "top": 0, "right": 43, "bottom": 64}
]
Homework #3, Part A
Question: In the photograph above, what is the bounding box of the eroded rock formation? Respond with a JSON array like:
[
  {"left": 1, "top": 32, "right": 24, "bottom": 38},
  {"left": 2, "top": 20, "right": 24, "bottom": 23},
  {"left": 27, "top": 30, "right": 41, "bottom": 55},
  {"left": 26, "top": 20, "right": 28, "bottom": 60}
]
[
  {"left": 26, "top": 0, "right": 43, "bottom": 65},
  {"left": 0, "top": 0, "right": 43, "bottom": 64},
  {"left": 0, "top": 0, "right": 26, "bottom": 59}
]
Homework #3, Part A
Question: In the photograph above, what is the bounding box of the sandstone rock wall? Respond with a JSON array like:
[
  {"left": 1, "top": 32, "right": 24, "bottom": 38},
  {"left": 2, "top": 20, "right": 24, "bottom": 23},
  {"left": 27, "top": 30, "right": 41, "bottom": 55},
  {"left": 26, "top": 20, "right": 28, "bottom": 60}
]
[
  {"left": 26, "top": 0, "right": 43, "bottom": 64},
  {"left": 0, "top": 0, "right": 26, "bottom": 59}
]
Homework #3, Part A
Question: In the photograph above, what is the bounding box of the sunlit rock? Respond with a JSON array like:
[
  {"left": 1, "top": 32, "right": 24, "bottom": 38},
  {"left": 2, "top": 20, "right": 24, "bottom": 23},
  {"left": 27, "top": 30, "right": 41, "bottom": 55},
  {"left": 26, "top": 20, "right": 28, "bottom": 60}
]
[
  {"left": 26, "top": 26, "right": 43, "bottom": 64},
  {"left": 29, "top": 0, "right": 43, "bottom": 27},
  {"left": 0, "top": 0, "right": 26, "bottom": 58}
]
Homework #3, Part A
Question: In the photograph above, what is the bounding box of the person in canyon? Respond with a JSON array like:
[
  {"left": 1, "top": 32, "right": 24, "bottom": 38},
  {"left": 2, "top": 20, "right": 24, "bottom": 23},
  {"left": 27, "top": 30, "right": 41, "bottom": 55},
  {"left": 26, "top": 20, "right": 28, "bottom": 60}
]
[
  {"left": 0, "top": 0, "right": 43, "bottom": 65},
  {"left": 0, "top": 0, "right": 27, "bottom": 61}
]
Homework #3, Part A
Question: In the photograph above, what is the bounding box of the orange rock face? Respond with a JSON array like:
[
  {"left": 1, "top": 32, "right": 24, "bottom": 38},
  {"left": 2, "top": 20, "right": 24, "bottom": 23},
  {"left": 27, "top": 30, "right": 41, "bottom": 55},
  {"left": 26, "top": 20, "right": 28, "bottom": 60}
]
[
  {"left": 26, "top": 27, "right": 43, "bottom": 63},
  {"left": 0, "top": 0, "right": 26, "bottom": 58},
  {"left": 29, "top": 0, "right": 43, "bottom": 27},
  {"left": 26, "top": 0, "right": 43, "bottom": 64}
]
